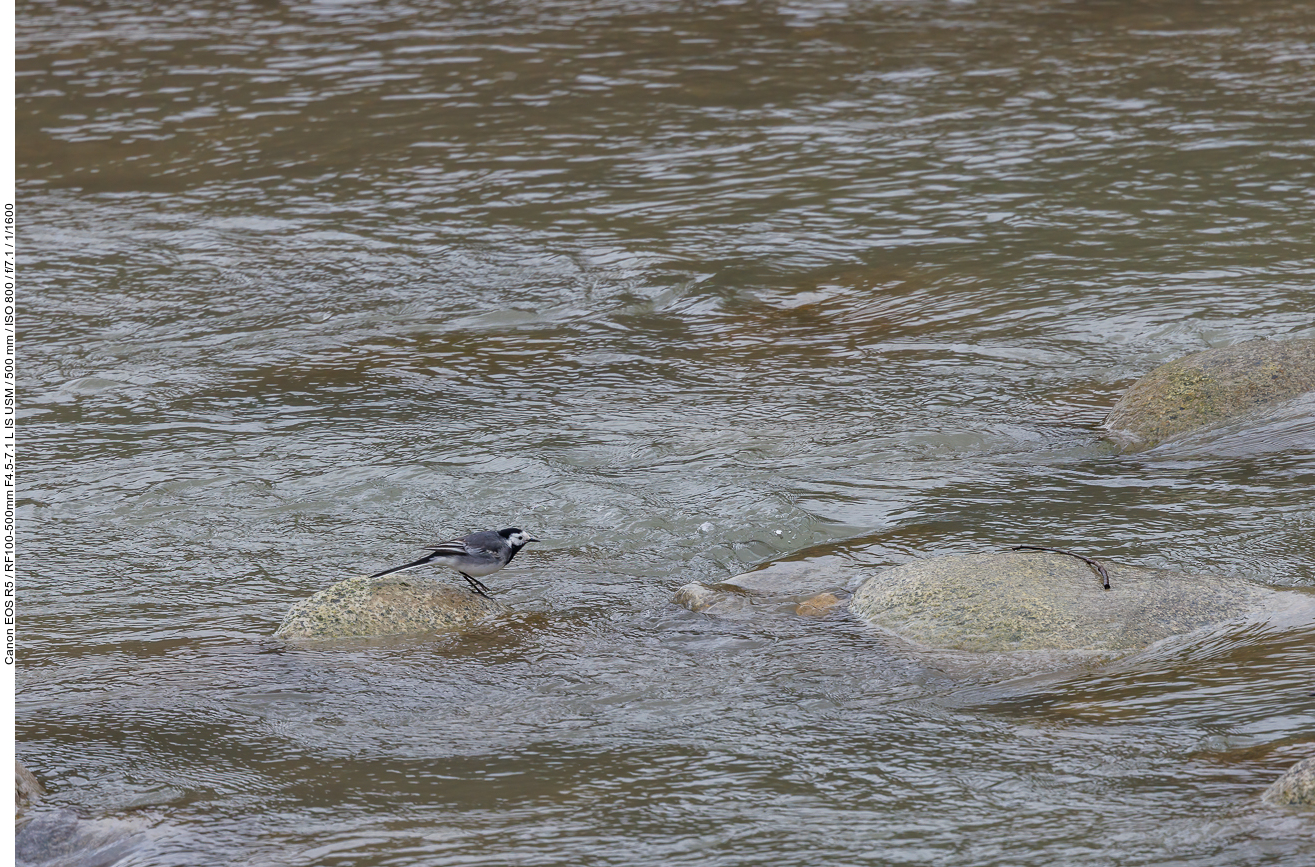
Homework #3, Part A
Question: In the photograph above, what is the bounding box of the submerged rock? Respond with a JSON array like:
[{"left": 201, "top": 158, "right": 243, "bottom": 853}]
[
  {"left": 673, "top": 554, "right": 851, "bottom": 619},
  {"left": 1263, "top": 756, "right": 1315, "bottom": 807},
  {"left": 850, "top": 550, "right": 1309, "bottom": 653},
  {"left": 718, "top": 555, "right": 850, "bottom": 596},
  {"left": 15, "top": 809, "right": 150, "bottom": 867},
  {"left": 795, "top": 592, "right": 843, "bottom": 618},
  {"left": 673, "top": 583, "right": 735, "bottom": 614},
  {"left": 275, "top": 574, "right": 505, "bottom": 639},
  {"left": 1103, "top": 337, "right": 1315, "bottom": 451}
]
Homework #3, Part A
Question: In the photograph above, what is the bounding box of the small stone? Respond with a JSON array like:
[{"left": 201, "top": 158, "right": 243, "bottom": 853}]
[
  {"left": 672, "top": 583, "right": 758, "bottom": 617},
  {"left": 795, "top": 592, "right": 842, "bottom": 617},
  {"left": 673, "top": 583, "right": 722, "bottom": 613},
  {"left": 1263, "top": 756, "right": 1315, "bottom": 807}
]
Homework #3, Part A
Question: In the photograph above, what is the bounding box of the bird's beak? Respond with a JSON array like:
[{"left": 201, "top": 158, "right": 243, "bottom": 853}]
[{"left": 528, "top": 537, "right": 540, "bottom": 543}]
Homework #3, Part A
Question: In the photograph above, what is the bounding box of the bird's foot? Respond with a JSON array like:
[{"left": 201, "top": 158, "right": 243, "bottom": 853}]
[{"left": 461, "top": 574, "right": 493, "bottom": 599}]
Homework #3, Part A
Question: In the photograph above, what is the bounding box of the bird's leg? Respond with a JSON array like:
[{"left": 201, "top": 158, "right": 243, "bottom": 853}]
[{"left": 460, "top": 572, "right": 493, "bottom": 599}]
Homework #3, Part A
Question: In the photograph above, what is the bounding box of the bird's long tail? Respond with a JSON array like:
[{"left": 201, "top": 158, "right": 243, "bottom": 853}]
[{"left": 367, "top": 552, "right": 440, "bottom": 579}]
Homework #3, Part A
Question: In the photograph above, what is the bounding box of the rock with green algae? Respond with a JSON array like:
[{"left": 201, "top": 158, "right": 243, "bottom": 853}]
[
  {"left": 1103, "top": 338, "right": 1315, "bottom": 451},
  {"left": 849, "top": 550, "right": 1311, "bottom": 653},
  {"left": 1263, "top": 756, "right": 1315, "bottom": 807},
  {"left": 275, "top": 574, "right": 505, "bottom": 639}
]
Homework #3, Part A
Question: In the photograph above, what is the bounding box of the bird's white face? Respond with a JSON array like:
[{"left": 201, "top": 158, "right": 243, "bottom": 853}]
[{"left": 506, "top": 530, "right": 537, "bottom": 548}]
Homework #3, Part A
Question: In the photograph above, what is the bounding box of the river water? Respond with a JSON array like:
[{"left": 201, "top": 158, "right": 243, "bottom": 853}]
[{"left": 16, "top": 0, "right": 1315, "bottom": 864}]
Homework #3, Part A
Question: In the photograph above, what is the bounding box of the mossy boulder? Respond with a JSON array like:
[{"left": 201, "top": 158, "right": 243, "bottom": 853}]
[
  {"left": 275, "top": 574, "right": 505, "bottom": 639},
  {"left": 1263, "top": 756, "right": 1315, "bottom": 807},
  {"left": 1103, "top": 338, "right": 1315, "bottom": 451},
  {"left": 849, "top": 550, "right": 1310, "bottom": 653}
]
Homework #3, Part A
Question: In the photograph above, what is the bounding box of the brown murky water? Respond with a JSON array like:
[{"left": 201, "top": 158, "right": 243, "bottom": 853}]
[{"left": 16, "top": 1, "right": 1315, "bottom": 864}]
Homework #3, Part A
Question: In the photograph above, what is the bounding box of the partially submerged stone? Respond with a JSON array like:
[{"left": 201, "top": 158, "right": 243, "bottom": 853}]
[
  {"left": 719, "top": 554, "right": 851, "bottom": 596},
  {"left": 672, "top": 582, "right": 733, "bottom": 614},
  {"left": 1263, "top": 756, "right": 1315, "bottom": 807},
  {"left": 672, "top": 583, "right": 762, "bottom": 617},
  {"left": 673, "top": 554, "right": 851, "bottom": 619},
  {"left": 16, "top": 760, "right": 44, "bottom": 818},
  {"left": 1103, "top": 338, "right": 1315, "bottom": 451},
  {"left": 850, "top": 550, "right": 1309, "bottom": 653},
  {"left": 275, "top": 574, "right": 504, "bottom": 639},
  {"left": 795, "top": 592, "right": 843, "bottom": 618}
]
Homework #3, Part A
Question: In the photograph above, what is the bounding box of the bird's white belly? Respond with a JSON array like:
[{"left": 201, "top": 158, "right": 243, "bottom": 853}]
[{"left": 451, "top": 560, "right": 503, "bottom": 577}]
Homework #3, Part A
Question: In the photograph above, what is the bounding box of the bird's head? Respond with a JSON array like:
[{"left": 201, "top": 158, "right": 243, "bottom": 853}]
[{"left": 499, "top": 528, "right": 539, "bottom": 550}]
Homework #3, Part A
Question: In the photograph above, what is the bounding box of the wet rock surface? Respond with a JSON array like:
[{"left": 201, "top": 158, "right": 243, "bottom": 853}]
[
  {"left": 1103, "top": 337, "right": 1315, "bottom": 451},
  {"left": 1263, "top": 756, "right": 1315, "bottom": 807},
  {"left": 275, "top": 574, "right": 505, "bottom": 639},
  {"left": 16, "top": 760, "right": 45, "bottom": 815},
  {"left": 850, "top": 550, "right": 1309, "bottom": 652}
]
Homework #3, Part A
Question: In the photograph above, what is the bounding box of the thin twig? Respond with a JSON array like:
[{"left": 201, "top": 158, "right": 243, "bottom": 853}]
[{"left": 1008, "top": 545, "right": 1111, "bottom": 590}]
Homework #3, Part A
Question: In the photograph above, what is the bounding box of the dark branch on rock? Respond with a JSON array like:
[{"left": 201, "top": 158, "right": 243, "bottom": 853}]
[{"left": 1008, "top": 545, "right": 1111, "bottom": 590}]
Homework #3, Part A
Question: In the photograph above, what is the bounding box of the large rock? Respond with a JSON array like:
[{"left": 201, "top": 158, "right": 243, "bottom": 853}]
[
  {"left": 275, "top": 574, "right": 505, "bottom": 639},
  {"left": 849, "top": 550, "right": 1311, "bottom": 652},
  {"left": 1103, "top": 338, "right": 1315, "bottom": 451},
  {"left": 1263, "top": 756, "right": 1315, "bottom": 807}
]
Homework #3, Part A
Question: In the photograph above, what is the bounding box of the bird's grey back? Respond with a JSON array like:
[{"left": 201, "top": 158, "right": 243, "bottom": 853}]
[{"left": 460, "top": 529, "right": 507, "bottom": 552}]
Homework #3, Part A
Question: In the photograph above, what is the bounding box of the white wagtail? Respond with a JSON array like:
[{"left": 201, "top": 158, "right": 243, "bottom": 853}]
[{"left": 368, "top": 528, "right": 538, "bottom": 598}]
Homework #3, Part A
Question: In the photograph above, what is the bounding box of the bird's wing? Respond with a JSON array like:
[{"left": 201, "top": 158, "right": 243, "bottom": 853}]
[{"left": 423, "top": 537, "right": 474, "bottom": 556}]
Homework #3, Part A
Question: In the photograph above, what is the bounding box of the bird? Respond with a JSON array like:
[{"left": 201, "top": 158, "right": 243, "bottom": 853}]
[{"left": 368, "top": 528, "right": 539, "bottom": 598}]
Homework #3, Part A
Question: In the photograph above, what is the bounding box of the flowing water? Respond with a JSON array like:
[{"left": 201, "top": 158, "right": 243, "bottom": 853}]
[{"left": 15, "top": 0, "right": 1315, "bottom": 864}]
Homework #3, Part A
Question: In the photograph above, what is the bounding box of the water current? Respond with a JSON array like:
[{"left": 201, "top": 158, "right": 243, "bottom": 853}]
[{"left": 16, "top": 1, "right": 1315, "bottom": 864}]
